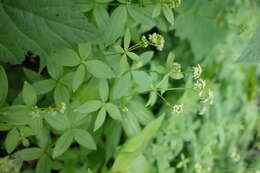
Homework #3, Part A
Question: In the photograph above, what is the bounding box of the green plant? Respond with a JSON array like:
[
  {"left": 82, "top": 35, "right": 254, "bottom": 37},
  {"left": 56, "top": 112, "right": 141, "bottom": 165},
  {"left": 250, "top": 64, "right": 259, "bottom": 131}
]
[{"left": 0, "top": 0, "right": 259, "bottom": 173}]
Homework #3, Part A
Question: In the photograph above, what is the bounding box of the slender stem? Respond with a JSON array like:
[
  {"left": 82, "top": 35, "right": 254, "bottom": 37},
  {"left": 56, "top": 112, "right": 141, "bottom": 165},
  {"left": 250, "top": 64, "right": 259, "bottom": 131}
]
[
  {"left": 156, "top": 92, "right": 171, "bottom": 106},
  {"left": 128, "top": 42, "right": 143, "bottom": 52}
]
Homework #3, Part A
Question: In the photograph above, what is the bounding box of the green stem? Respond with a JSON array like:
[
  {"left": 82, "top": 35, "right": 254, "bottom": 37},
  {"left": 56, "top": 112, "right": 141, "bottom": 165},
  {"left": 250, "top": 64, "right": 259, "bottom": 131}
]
[{"left": 156, "top": 92, "right": 171, "bottom": 106}]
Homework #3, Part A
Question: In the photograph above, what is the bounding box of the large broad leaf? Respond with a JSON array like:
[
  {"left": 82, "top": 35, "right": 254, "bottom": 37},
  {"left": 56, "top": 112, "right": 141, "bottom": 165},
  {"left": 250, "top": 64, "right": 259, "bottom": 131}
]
[
  {"left": 0, "top": 65, "right": 8, "bottom": 105},
  {"left": 0, "top": 0, "right": 98, "bottom": 64},
  {"left": 237, "top": 26, "right": 260, "bottom": 63}
]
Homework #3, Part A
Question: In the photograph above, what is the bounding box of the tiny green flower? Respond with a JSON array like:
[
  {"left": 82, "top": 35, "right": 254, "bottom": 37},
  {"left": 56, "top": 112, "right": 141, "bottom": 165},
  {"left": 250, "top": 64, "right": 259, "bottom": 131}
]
[
  {"left": 230, "top": 151, "right": 240, "bottom": 162},
  {"left": 194, "top": 163, "right": 202, "bottom": 173},
  {"left": 122, "top": 106, "right": 129, "bottom": 112},
  {"left": 148, "top": 33, "right": 165, "bottom": 51},
  {"left": 141, "top": 36, "right": 149, "bottom": 48},
  {"left": 200, "top": 90, "right": 214, "bottom": 104},
  {"left": 193, "top": 78, "right": 206, "bottom": 91},
  {"left": 0, "top": 157, "right": 19, "bottom": 173},
  {"left": 192, "top": 64, "right": 202, "bottom": 79},
  {"left": 172, "top": 62, "right": 181, "bottom": 73},
  {"left": 59, "top": 102, "right": 66, "bottom": 113},
  {"left": 160, "top": 0, "right": 182, "bottom": 8},
  {"left": 172, "top": 104, "right": 183, "bottom": 114}
]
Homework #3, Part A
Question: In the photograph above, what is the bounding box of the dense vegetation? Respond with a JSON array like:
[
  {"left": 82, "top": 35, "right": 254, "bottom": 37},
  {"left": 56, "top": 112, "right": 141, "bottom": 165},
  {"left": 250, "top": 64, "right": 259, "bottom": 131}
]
[{"left": 0, "top": 0, "right": 259, "bottom": 173}]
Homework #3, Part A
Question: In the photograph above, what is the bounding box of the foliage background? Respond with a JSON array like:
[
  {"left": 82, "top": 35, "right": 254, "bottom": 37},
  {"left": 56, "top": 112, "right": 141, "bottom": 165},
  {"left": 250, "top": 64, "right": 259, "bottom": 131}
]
[{"left": 0, "top": 0, "right": 259, "bottom": 173}]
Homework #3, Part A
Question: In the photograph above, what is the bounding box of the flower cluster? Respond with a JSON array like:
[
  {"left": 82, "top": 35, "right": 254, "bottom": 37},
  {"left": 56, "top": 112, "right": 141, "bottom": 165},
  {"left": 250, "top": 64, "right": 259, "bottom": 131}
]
[
  {"left": 141, "top": 33, "right": 165, "bottom": 51},
  {"left": 193, "top": 78, "right": 206, "bottom": 91},
  {"left": 30, "top": 102, "right": 66, "bottom": 118},
  {"left": 192, "top": 65, "right": 213, "bottom": 105},
  {"left": 160, "top": 0, "right": 182, "bottom": 8},
  {"left": 148, "top": 33, "right": 165, "bottom": 51},
  {"left": 172, "top": 62, "right": 181, "bottom": 73},
  {"left": 230, "top": 151, "right": 240, "bottom": 162},
  {"left": 194, "top": 163, "right": 202, "bottom": 173},
  {"left": 172, "top": 104, "right": 183, "bottom": 114},
  {"left": 200, "top": 90, "right": 214, "bottom": 104},
  {"left": 0, "top": 157, "right": 19, "bottom": 173},
  {"left": 192, "top": 64, "right": 202, "bottom": 79}
]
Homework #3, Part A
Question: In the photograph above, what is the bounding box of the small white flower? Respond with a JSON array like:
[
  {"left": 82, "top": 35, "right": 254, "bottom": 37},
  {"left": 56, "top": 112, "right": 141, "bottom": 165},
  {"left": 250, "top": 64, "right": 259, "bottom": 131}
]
[
  {"left": 172, "top": 104, "right": 183, "bottom": 114},
  {"left": 141, "top": 36, "right": 149, "bottom": 48},
  {"left": 200, "top": 90, "right": 214, "bottom": 104},
  {"left": 230, "top": 151, "right": 240, "bottom": 162},
  {"left": 198, "top": 107, "right": 208, "bottom": 115},
  {"left": 193, "top": 78, "right": 206, "bottom": 91},
  {"left": 160, "top": 0, "right": 182, "bottom": 8},
  {"left": 192, "top": 64, "right": 202, "bottom": 79},
  {"left": 59, "top": 102, "right": 66, "bottom": 113},
  {"left": 194, "top": 163, "right": 202, "bottom": 173},
  {"left": 172, "top": 62, "right": 181, "bottom": 73},
  {"left": 122, "top": 106, "right": 129, "bottom": 112},
  {"left": 148, "top": 33, "right": 165, "bottom": 51}
]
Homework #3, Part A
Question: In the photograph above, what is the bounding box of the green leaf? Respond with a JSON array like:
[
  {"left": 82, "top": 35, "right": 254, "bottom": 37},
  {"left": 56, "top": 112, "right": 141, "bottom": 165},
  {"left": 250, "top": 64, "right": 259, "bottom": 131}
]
[
  {"left": 5, "top": 128, "right": 20, "bottom": 153},
  {"left": 85, "top": 60, "right": 115, "bottom": 78},
  {"left": 72, "top": 64, "right": 86, "bottom": 92},
  {"left": 124, "top": 28, "right": 131, "bottom": 50},
  {"left": 76, "top": 0, "right": 94, "bottom": 12},
  {"left": 33, "top": 79, "right": 56, "bottom": 95},
  {"left": 128, "top": 97, "right": 154, "bottom": 125},
  {"left": 73, "top": 128, "right": 96, "bottom": 150},
  {"left": 112, "top": 72, "right": 131, "bottom": 99},
  {"left": 130, "top": 155, "right": 152, "bottom": 173},
  {"left": 49, "top": 48, "right": 81, "bottom": 67},
  {"left": 0, "top": 0, "right": 98, "bottom": 64},
  {"left": 54, "top": 84, "right": 70, "bottom": 105},
  {"left": 22, "top": 81, "right": 37, "bottom": 106},
  {"left": 75, "top": 100, "right": 102, "bottom": 114},
  {"left": 127, "top": 6, "right": 155, "bottom": 26},
  {"left": 126, "top": 52, "right": 140, "bottom": 61},
  {"left": 47, "top": 62, "right": 63, "bottom": 79},
  {"left": 157, "top": 75, "right": 169, "bottom": 94},
  {"left": 45, "top": 114, "right": 70, "bottom": 131},
  {"left": 105, "top": 103, "right": 122, "bottom": 121},
  {"left": 78, "top": 43, "right": 91, "bottom": 59},
  {"left": 166, "top": 52, "right": 175, "bottom": 68},
  {"left": 111, "top": 115, "right": 164, "bottom": 172},
  {"left": 94, "top": 6, "right": 110, "bottom": 31},
  {"left": 237, "top": 26, "right": 260, "bottom": 63},
  {"left": 105, "top": 6, "right": 127, "bottom": 45},
  {"left": 94, "top": 107, "right": 107, "bottom": 131},
  {"left": 14, "top": 147, "right": 43, "bottom": 160},
  {"left": 36, "top": 154, "right": 52, "bottom": 173},
  {"left": 0, "top": 105, "right": 33, "bottom": 125},
  {"left": 132, "top": 71, "right": 152, "bottom": 91},
  {"left": 145, "top": 91, "right": 157, "bottom": 107},
  {"left": 119, "top": 54, "right": 130, "bottom": 75},
  {"left": 114, "top": 44, "right": 125, "bottom": 54},
  {"left": 162, "top": 7, "right": 174, "bottom": 25},
  {"left": 152, "top": 4, "right": 161, "bottom": 18},
  {"left": 53, "top": 130, "right": 74, "bottom": 158},
  {"left": 0, "top": 65, "right": 8, "bottom": 105},
  {"left": 23, "top": 68, "right": 44, "bottom": 83},
  {"left": 139, "top": 51, "right": 154, "bottom": 66},
  {"left": 122, "top": 111, "right": 141, "bottom": 137},
  {"left": 99, "top": 79, "right": 109, "bottom": 102}
]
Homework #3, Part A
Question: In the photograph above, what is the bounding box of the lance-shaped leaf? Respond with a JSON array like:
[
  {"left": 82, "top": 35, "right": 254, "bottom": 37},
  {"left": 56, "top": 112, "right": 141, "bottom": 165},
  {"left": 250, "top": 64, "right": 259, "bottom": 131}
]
[{"left": 111, "top": 115, "right": 164, "bottom": 173}]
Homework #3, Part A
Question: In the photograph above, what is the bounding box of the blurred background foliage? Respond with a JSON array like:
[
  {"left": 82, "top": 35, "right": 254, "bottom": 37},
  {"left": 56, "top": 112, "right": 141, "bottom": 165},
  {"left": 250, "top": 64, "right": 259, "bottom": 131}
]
[
  {"left": 141, "top": 0, "right": 260, "bottom": 173},
  {"left": 0, "top": 0, "right": 259, "bottom": 172}
]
